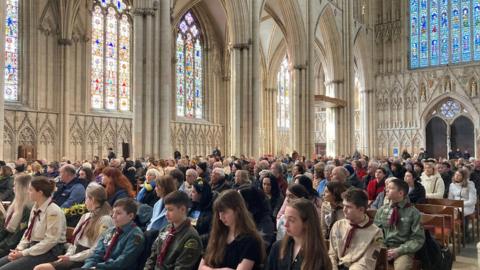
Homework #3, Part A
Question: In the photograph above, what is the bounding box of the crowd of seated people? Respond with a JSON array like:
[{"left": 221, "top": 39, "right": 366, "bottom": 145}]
[{"left": 0, "top": 149, "right": 477, "bottom": 270}]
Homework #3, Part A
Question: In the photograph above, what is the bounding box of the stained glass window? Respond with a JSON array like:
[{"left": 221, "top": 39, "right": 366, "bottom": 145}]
[
  {"left": 91, "top": 0, "right": 131, "bottom": 111},
  {"left": 277, "top": 57, "right": 290, "bottom": 129},
  {"left": 440, "top": 100, "right": 461, "bottom": 118},
  {"left": 410, "top": 0, "right": 480, "bottom": 68},
  {"left": 4, "top": 0, "right": 19, "bottom": 101},
  {"left": 176, "top": 12, "right": 203, "bottom": 119}
]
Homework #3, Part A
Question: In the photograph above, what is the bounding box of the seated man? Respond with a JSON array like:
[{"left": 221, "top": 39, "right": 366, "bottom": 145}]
[
  {"left": 144, "top": 191, "right": 202, "bottom": 270},
  {"left": 52, "top": 164, "right": 85, "bottom": 208},
  {"left": 79, "top": 198, "right": 144, "bottom": 270},
  {"left": 329, "top": 188, "right": 383, "bottom": 270},
  {"left": 374, "top": 179, "right": 425, "bottom": 270}
]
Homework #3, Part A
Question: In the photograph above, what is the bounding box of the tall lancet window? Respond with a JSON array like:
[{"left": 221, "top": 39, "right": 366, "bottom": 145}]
[
  {"left": 176, "top": 11, "right": 203, "bottom": 119},
  {"left": 4, "top": 0, "right": 19, "bottom": 101},
  {"left": 91, "top": 0, "right": 131, "bottom": 111},
  {"left": 277, "top": 57, "right": 290, "bottom": 129}
]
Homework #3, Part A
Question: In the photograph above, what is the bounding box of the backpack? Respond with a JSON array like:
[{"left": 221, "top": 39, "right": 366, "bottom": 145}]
[{"left": 415, "top": 230, "right": 453, "bottom": 270}]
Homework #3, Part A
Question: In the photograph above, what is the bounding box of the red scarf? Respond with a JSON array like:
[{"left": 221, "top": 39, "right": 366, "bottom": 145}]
[
  {"left": 389, "top": 202, "right": 411, "bottom": 226},
  {"left": 157, "top": 219, "right": 191, "bottom": 265},
  {"left": 4, "top": 211, "right": 14, "bottom": 228},
  {"left": 341, "top": 217, "right": 374, "bottom": 257},
  {"left": 103, "top": 227, "right": 123, "bottom": 261},
  {"left": 69, "top": 217, "right": 91, "bottom": 244},
  {"left": 25, "top": 200, "right": 53, "bottom": 241}
]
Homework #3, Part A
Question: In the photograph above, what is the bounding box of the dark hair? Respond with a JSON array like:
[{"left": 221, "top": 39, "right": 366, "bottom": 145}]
[
  {"left": 169, "top": 169, "right": 185, "bottom": 187},
  {"left": 294, "top": 162, "right": 306, "bottom": 175},
  {"left": 113, "top": 198, "right": 138, "bottom": 215},
  {"left": 239, "top": 186, "right": 269, "bottom": 224},
  {"left": 296, "top": 175, "right": 319, "bottom": 198},
  {"left": 30, "top": 176, "right": 56, "bottom": 197},
  {"left": 156, "top": 175, "right": 177, "bottom": 197},
  {"left": 260, "top": 173, "right": 281, "bottom": 199},
  {"left": 342, "top": 188, "right": 368, "bottom": 210},
  {"left": 79, "top": 167, "right": 94, "bottom": 182},
  {"left": 326, "top": 181, "right": 347, "bottom": 203},
  {"left": 192, "top": 178, "right": 213, "bottom": 209},
  {"left": 389, "top": 178, "right": 409, "bottom": 197},
  {"left": 164, "top": 190, "right": 191, "bottom": 209},
  {"left": 287, "top": 184, "right": 310, "bottom": 199}
]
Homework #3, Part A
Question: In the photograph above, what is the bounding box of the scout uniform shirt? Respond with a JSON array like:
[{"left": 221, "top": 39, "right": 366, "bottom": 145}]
[
  {"left": 374, "top": 199, "right": 425, "bottom": 256},
  {"left": 16, "top": 199, "right": 67, "bottom": 256},
  {"left": 64, "top": 212, "right": 113, "bottom": 262},
  {"left": 82, "top": 221, "right": 145, "bottom": 270},
  {"left": 328, "top": 215, "right": 384, "bottom": 270},
  {"left": 144, "top": 220, "right": 202, "bottom": 270}
]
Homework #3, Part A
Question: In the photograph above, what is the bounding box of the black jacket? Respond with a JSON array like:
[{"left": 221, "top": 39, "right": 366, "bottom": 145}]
[
  {"left": 0, "top": 176, "right": 14, "bottom": 201},
  {"left": 408, "top": 180, "right": 426, "bottom": 204}
]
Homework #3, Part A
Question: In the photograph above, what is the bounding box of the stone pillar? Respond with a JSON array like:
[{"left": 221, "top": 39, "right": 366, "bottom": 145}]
[
  {"left": 132, "top": 5, "right": 145, "bottom": 158},
  {"left": 306, "top": 0, "right": 315, "bottom": 158},
  {"left": 229, "top": 46, "right": 242, "bottom": 156},
  {"left": 159, "top": 0, "right": 172, "bottom": 159},
  {"left": 0, "top": 0, "right": 5, "bottom": 159},
  {"left": 360, "top": 88, "right": 374, "bottom": 156},
  {"left": 251, "top": 0, "right": 261, "bottom": 157},
  {"left": 56, "top": 0, "right": 82, "bottom": 158}
]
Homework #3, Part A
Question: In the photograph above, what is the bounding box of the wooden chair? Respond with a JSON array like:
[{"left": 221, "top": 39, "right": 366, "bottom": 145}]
[
  {"left": 425, "top": 198, "right": 465, "bottom": 247},
  {"left": 420, "top": 213, "right": 447, "bottom": 245},
  {"left": 375, "top": 247, "right": 388, "bottom": 270},
  {"left": 415, "top": 204, "right": 457, "bottom": 257}
]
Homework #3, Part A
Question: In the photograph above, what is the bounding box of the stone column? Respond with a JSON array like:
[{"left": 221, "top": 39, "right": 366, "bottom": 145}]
[
  {"left": 306, "top": 0, "right": 315, "bottom": 158},
  {"left": 360, "top": 88, "right": 374, "bottom": 156},
  {"left": 132, "top": 5, "right": 146, "bottom": 158},
  {"left": 0, "top": 0, "right": 5, "bottom": 159},
  {"left": 56, "top": 0, "right": 82, "bottom": 158},
  {"left": 251, "top": 0, "right": 261, "bottom": 157},
  {"left": 159, "top": 0, "right": 172, "bottom": 159}
]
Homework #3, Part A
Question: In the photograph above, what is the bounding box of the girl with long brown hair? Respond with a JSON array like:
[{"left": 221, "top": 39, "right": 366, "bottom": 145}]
[
  {"left": 34, "top": 183, "right": 113, "bottom": 270},
  {"left": 102, "top": 167, "right": 135, "bottom": 206},
  {"left": 267, "top": 198, "right": 332, "bottom": 270},
  {"left": 199, "top": 190, "right": 265, "bottom": 270}
]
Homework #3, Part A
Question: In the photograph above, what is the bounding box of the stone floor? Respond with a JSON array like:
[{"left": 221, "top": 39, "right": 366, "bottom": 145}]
[{"left": 452, "top": 242, "right": 478, "bottom": 270}]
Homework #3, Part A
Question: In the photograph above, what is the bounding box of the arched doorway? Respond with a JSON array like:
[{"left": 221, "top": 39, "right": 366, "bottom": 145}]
[
  {"left": 425, "top": 99, "right": 475, "bottom": 159},
  {"left": 426, "top": 117, "right": 447, "bottom": 159},
  {"left": 451, "top": 116, "right": 475, "bottom": 156}
]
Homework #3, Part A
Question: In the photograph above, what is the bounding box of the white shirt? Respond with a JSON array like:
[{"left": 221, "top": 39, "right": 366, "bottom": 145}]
[{"left": 448, "top": 181, "right": 477, "bottom": 216}]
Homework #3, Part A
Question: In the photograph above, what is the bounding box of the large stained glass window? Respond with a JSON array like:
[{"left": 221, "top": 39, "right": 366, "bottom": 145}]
[
  {"left": 176, "top": 12, "right": 203, "bottom": 119},
  {"left": 91, "top": 0, "right": 131, "bottom": 111},
  {"left": 4, "top": 0, "right": 19, "bottom": 101},
  {"left": 410, "top": 0, "right": 480, "bottom": 68},
  {"left": 277, "top": 57, "right": 290, "bottom": 129}
]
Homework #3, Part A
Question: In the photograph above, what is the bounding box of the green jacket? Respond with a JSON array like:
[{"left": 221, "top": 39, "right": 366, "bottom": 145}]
[
  {"left": 0, "top": 206, "right": 31, "bottom": 257},
  {"left": 83, "top": 221, "right": 144, "bottom": 270},
  {"left": 144, "top": 221, "right": 202, "bottom": 270},
  {"left": 374, "top": 199, "right": 425, "bottom": 256}
]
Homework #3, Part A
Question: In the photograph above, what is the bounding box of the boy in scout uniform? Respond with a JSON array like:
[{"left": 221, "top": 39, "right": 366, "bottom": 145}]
[
  {"left": 144, "top": 191, "right": 202, "bottom": 270},
  {"left": 80, "top": 198, "right": 144, "bottom": 270},
  {"left": 329, "top": 188, "right": 383, "bottom": 270},
  {"left": 374, "top": 178, "right": 425, "bottom": 270}
]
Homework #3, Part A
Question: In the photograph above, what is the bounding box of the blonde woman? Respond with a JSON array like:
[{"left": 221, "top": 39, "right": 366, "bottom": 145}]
[
  {"left": 0, "top": 174, "right": 32, "bottom": 257},
  {"left": 34, "top": 183, "right": 113, "bottom": 270},
  {"left": 136, "top": 168, "right": 163, "bottom": 207}
]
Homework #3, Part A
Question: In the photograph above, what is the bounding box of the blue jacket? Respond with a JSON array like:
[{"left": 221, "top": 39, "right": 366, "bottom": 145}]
[
  {"left": 83, "top": 221, "right": 144, "bottom": 270},
  {"left": 316, "top": 179, "right": 328, "bottom": 197},
  {"left": 52, "top": 178, "right": 85, "bottom": 208},
  {"left": 108, "top": 188, "right": 129, "bottom": 206},
  {"left": 146, "top": 198, "right": 168, "bottom": 231}
]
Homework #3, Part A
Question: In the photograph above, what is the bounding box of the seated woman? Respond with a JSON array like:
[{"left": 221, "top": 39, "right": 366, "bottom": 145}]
[
  {"left": 370, "top": 177, "right": 395, "bottom": 209},
  {"left": 404, "top": 170, "right": 426, "bottom": 204},
  {"left": 260, "top": 173, "right": 284, "bottom": 221},
  {"left": 136, "top": 168, "right": 162, "bottom": 207},
  {"left": 266, "top": 198, "right": 332, "bottom": 270},
  {"left": 366, "top": 167, "right": 388, "bottom": 202},
  {"left": 0, "top": 176, "right": 67, "bottom": 270},
  {"left": 0, "top": 174, "right": 32, "bottom": 257},
  {"left": 448, "top": 168, "right": 477, "bottom": 240},
  {"left": 320, "top": 181, "right": 347, "bottom": 240},
  {"left": 239, "top": 186, "right": 275, "bottom": 251},
  {"left": 102, "top": 167, "right": 135, "bottom": 206},
  {"left": 276, "top": 184, "right": 311, "bottom": 240},
  {"left": 188, "top": 178, "right": 213, "bottom": 248},
  {"left": 199, "top": 190, "right": 265, "bottom": 270},
  {"left": 33, "top": 183, "right": 113, "bottom": 270}
]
